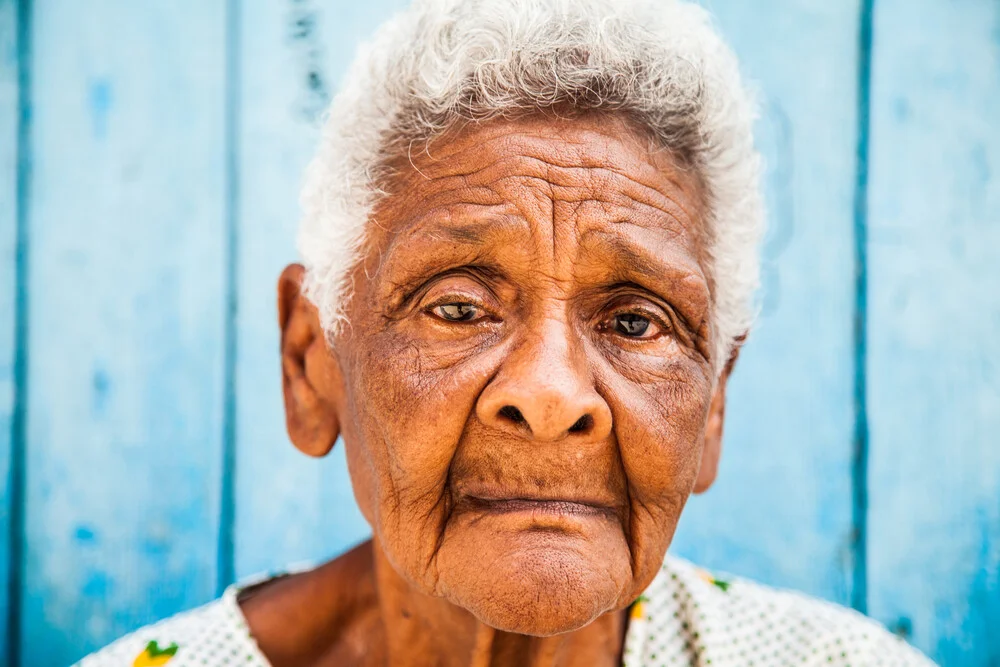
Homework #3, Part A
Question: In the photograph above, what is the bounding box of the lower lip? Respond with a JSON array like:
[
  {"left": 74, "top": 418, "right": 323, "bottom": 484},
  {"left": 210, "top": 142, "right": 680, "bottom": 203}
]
[{"left": 466, "top": 497, "right": 613, "bottom": 518}]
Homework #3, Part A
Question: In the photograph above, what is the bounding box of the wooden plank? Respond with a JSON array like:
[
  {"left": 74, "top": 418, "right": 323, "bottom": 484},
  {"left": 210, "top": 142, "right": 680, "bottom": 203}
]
[
  {"left": 866, "top": 0, "right": 1000, "bottom": 662},
  {"left": 21, "top": 2, "right": 227, "bottom": 663},
  {"left": 233, "top": 0, "right": 407, "bottom": 579},
  {"left": 0, "top": 0, "right": 19, "bottom": 660},
  {"left": 671, "top": 0, "right": 862, "bottom": 604}
]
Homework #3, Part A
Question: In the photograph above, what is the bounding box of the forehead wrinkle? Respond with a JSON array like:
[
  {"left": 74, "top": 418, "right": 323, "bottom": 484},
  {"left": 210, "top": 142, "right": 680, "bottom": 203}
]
[
  {"left": 420, "top": 151, "right": 698, "bottom": 228},
  {"left": 421, "top": 115, "right": 654, "bottom": 171},
  {"left": 401, "top": 161, "right": 697, "bottom": 240}
]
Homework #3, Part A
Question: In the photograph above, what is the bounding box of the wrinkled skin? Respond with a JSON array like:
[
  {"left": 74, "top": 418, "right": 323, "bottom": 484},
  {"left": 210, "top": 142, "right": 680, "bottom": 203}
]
[{"left": 243, "top": 113, "right": 738, "bottom": 667}]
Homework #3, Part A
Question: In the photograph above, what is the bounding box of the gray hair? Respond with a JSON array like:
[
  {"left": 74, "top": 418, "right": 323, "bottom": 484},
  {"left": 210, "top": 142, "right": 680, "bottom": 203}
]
[{"left": 298, "top": 0, "right": 762, "bottom": 370}]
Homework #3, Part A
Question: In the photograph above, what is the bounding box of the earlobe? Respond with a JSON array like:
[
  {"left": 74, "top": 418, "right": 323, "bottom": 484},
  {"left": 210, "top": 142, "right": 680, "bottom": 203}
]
[
  {"left": 278, "top": 264, "right": 342, "bottom": 458},
  {"left": 693, "top": 341, "right": 742, "bottom": 495},
  {"left": 693, "top": 386, "right": 724, "bottom": 494}
]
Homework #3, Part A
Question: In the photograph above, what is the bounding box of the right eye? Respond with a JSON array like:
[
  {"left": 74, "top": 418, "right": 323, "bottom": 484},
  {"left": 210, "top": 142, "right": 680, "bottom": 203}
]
[
  {"left": 432, "top": 302, "right": 482, "bottom": 322},
  {"left": 611, "top": 313, "right": 653, "bottom": 338}
]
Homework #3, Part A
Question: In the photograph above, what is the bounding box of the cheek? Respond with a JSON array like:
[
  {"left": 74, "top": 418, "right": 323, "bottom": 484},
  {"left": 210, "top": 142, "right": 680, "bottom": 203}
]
[
  {"left": 600, "top": 353, "right": 714, "bottom": 585},
  {"left": 357, "top": 329, "right": 499, "bottom": 481},
  {"left": 615, "top": 372, "right": 712, "bottom": 499},
  {"left": 600, "top": 345, "right": 714, "bottom": 498},
  {"left": 342, "top": 322, "right": 506, "bottom": 580}
]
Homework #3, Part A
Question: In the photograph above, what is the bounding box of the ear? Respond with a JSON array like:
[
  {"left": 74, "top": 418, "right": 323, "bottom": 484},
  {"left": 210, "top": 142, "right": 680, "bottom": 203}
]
[
  {"left": 693, "top": 339, "right": 742, "bottom": 494},
  {"left": 278, "top": 263, "right": 342, "bottom": 458}
]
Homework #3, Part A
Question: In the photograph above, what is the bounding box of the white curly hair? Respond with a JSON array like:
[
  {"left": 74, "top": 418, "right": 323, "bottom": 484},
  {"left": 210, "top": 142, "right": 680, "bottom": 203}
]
[{"left": 298, "top": 0, "right": 762, "bottom": 371}]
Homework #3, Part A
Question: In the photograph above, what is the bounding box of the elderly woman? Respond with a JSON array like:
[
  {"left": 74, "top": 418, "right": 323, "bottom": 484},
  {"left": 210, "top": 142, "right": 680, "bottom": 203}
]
[{"left": 81, "top": 0, "right": 934, "bottom": 665}]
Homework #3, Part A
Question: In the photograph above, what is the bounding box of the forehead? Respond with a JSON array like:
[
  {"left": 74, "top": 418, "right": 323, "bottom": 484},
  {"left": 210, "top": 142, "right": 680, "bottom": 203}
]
[
  {"left": 385, "top": 114, "right": 703, "bottom": 224},
  {"left": 365, "top": 113, "right": 710, "bottom": 299}
]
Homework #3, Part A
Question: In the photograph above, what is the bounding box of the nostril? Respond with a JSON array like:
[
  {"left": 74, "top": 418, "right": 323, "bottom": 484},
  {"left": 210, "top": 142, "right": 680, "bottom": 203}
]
[
  {"left": 568, "top": 414, "right": 592, "bottom": 434},
  {"left": 498, "top": 405, "right": 526, "bottom": 426}
]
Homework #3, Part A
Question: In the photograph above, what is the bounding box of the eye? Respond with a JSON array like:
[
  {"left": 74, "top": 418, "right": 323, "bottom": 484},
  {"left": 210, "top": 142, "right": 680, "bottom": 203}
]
[
  {"left": 433, "top": 302, "right": 482, "bottom": 322},
  {"left": 613, "top": 313, "right": 652, "bottom": 337}
]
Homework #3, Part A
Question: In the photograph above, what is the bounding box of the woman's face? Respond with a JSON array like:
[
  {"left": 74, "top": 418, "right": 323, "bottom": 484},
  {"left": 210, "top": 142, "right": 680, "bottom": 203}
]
[{"left": 283, "top": 114, "right": 729, "bottom": 636}]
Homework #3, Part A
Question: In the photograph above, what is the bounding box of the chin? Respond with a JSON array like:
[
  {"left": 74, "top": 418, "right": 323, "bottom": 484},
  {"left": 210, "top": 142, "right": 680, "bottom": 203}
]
[
  {"left": 471, "top": 590, "right": 612, "bottom": 636},
  {"left": 437, "top": 533, "right": 631, "bottom": 636}
]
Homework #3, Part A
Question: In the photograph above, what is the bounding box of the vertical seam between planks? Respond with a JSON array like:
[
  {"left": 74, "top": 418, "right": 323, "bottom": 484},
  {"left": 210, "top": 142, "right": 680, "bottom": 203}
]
[
  {"left": 8, "top": 0, "right": 32, "bottom": 664},
  {"left": 851, "top": 0, "right": 875, "bottom": 616},
  {"left": 218, "top": 0, "right": 241, "bottom": 596}
]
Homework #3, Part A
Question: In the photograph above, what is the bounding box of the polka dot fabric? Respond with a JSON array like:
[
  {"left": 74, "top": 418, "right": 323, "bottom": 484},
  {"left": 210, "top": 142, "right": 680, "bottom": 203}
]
[
  {"left": 77, "top": 556, "right": 936, "bottom": 666},
  {"left": 75, "top": 583, "right": 269, "bottom": 667},
  {"left": 622, "top": 557, "right": 936, "bottom": 667}
]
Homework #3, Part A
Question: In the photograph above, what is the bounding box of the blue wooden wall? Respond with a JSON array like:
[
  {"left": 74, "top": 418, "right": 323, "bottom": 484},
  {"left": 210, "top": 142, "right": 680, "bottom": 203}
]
[{"left": 1, "top": 1, "right": 997, "bottom": 665}]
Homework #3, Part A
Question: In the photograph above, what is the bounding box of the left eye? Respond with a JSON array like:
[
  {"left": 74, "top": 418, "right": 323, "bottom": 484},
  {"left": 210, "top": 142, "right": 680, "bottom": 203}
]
[
  {"left": 434, "top": 303, "right": 481, "bottom": 322},
  {"left": 613, "top": 313, "right": 653, "bottom": 338}
]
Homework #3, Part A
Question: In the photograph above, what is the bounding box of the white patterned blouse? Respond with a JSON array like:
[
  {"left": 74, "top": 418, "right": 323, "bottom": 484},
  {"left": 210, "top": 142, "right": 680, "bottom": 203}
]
[{"left": 77, "top": 555, "right": 935, "bottom": 667}]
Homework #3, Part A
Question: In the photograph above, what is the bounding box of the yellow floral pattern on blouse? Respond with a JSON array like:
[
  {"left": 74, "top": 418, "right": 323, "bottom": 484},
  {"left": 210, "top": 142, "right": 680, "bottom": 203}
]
[{"left": 132, "top": 640, "right": 178, "bottom": 667}]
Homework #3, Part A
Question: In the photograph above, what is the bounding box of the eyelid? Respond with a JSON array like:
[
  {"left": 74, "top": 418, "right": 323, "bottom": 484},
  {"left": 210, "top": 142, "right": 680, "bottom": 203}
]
[
  {"left": 401, "top": 267, "right": 498, "bottom": 307},
  {"left": 399, "top": 266, "right": 503, "bottom": 304}
]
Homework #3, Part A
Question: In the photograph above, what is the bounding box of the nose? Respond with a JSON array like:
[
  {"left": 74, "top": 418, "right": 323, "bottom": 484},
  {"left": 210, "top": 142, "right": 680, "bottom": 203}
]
[{"left": 477, "top": 318, "right": 612, "bottom": 442}]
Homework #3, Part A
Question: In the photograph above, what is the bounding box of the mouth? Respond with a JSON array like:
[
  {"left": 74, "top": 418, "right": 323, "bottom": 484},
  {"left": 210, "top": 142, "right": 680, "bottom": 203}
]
[{"left": 463, "top": 496, "right": 618, "bottom": 519}]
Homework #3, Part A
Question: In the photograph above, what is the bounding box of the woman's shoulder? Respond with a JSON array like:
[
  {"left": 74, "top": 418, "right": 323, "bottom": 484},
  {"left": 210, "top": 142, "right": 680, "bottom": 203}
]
[
  {"left": 74, "top": 582, "right": 273, "bottom": 667},
  {"left": 626, "top": 555, "right": 937, "bottom": 666}
]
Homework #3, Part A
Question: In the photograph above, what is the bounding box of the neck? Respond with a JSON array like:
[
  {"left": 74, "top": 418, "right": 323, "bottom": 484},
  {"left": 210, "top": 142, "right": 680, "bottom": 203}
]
[
  {"left": 241, "top": 540, "right": 627, "bottom": 667},
  {"left": 372, "top": 539, "right": 627, "bottom": 667}
]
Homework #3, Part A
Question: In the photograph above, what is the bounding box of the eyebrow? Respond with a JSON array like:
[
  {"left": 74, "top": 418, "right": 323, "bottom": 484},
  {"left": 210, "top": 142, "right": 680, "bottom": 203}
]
[
  {"left": 381, "top": 208, "right": 708, "bottom": 309},
  {"left": 385, "top": 211, "right": 526, "bottom": 260},
  {"left": 422, "top": 220, "right": 492, "bottom": 245},
  {"left": 387, "top": 212, "right": 704, "bottom": 283},
  {"left": 581, "top": 223, "right": 705, "bottom": 281},
  {"left": 596, "top": 235, "right": 671, "bottom": 282}
]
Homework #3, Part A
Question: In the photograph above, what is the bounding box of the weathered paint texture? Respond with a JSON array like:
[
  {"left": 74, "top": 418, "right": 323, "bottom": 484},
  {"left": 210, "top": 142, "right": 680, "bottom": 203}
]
[
  {"left": 0, "top": 1, "right": 996, "bottom": 665},
  {"left": 1, "top": 0, "right": 19, "bottom": 661},
  {"left": 866, "top": 0, "right": 1000, "bottom": 662},
  {"left": 16, "top": 2, "right": 228, "bottom": 664}
]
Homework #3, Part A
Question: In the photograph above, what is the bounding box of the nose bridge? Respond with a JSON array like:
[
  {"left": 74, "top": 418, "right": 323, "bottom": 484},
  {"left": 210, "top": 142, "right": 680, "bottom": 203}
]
[
  {"left": 479, "top": 312, "right": 611, "bottom": 442},
  {"left": 525, "top": 315, "right": 586, "bottom": 391}
]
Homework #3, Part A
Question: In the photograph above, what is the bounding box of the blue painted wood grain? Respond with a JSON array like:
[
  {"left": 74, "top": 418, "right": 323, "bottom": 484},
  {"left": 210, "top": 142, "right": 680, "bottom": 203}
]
[
  {"left": 0, "top": 0, "right": 18, "bottom": 661},
  {"left": 20, "top": 2, "right": 228, "bottom": 663},
  {"left": 866, "top": 0, "right": 1000, "bottom": 662},
  {"left": 233, "top": 0, "right": 406, "bottom": 580},
  {"left": 671, "top": 0, "right": 862, "bottom": 605}
]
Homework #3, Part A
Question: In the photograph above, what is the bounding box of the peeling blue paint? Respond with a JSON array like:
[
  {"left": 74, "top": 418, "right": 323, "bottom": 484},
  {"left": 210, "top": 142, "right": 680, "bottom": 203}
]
[
  {"left": 88, "top": 79, "right": 112, "bottom": 139},
  {"left": 91, "top": 368, "right": 110, "bottom": 415},
  {"left": 74, "top": 526, "right": 96, "bottom": 543}
]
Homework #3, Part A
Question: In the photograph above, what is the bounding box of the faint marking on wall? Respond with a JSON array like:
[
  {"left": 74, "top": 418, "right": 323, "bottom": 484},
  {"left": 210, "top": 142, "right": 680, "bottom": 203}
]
[
  {"left": 891, "top": 616, "right": 913, "bottom": 640},
  {"left": 288, "top": 0, "right": 330, "bottom": 123},
  {"left": 88, "top": 79, "right": 112, "bottom": 139},
  {"left": 759, "top": 99, "right": 795, "bottom": 318}
]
